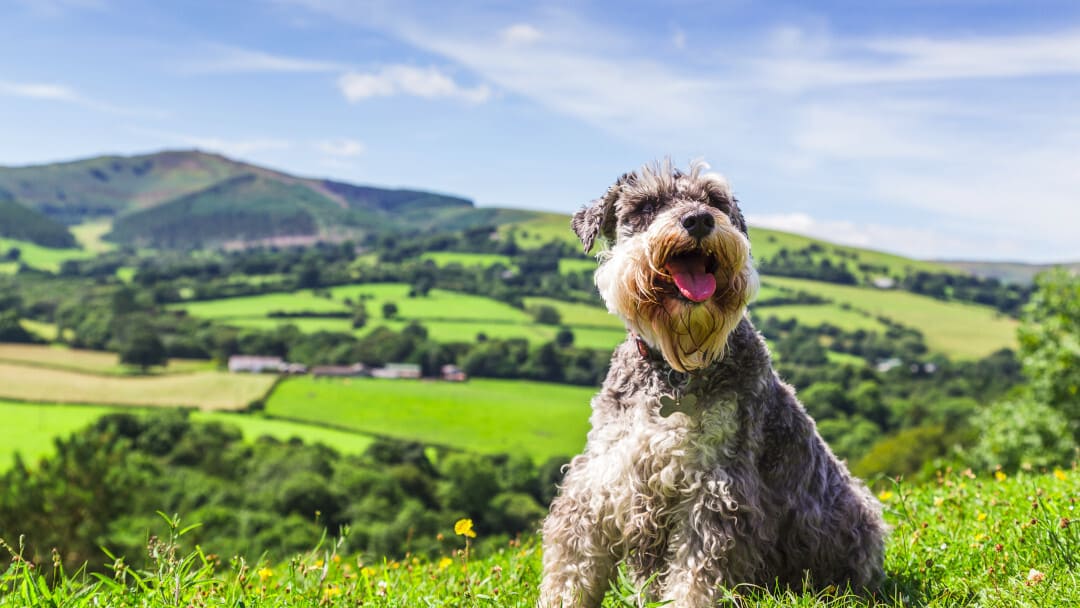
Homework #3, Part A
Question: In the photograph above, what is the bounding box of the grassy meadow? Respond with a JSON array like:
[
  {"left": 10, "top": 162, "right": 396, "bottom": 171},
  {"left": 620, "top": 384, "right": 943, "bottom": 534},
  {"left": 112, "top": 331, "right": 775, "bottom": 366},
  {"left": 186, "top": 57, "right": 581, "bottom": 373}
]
[
  {"left": 0, "top": 362, "right": 274, "bottom": 410},
  {"left": 173, "top": 283, "right": 630, "bottom": 349},
  {"left": 0, "top": 343, "right": 212, "bottom": 375},
  {"left": 3, "top": 467, "right": 1077, "bottom": 607},
  {"left": 266, "top": 376, "right": 594, "bottom": 462},
  {"left": 766, "top": 277, "right": 1018, "bottom": 358},
  {"left": 0, "top": 400, "right": 375, "bottom": 470}
]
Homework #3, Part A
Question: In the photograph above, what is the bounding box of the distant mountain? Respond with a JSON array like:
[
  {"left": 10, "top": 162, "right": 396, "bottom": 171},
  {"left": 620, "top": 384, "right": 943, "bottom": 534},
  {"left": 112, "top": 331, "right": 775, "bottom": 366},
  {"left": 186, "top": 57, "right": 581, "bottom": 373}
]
[
  {"left": 0, "top": 150, "right": 536, "bottom": 249},
  {"left": 935, "top": 260, "right": 1080, "bottom": 284},
  {"left": 0, "top": 188, "right": 76, "bottom": 248}
]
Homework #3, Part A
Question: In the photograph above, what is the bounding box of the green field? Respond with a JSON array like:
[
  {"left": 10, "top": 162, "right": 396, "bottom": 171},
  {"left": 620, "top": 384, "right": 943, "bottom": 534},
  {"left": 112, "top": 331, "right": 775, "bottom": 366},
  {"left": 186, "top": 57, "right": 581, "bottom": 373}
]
[
  {"left": 266, "top": 377, "right": 594, "bottom": 462},
  {"left": 174, "top": 283, "right": 629, "bottom": 349},
  {"left": 748, "top": 227, "right": 952, "bottom": 277},
  {"left": 0, "top": 362, "right": 275, "bottom": 410},
  {"left": 419, "top": 251, "right": 515, "bottom": 269},
  {"left": 766, "top": 277, "right": 1018, "bottom": 358},
  {"left": 0, "top": 236, "right": 95, "bottom": 272},
  {"left": 70, "top": 220, "right": 116, "bottom": 253},
  {"left": 753, "top": 302, "right": 888, "bottom": 332},
  {"left": 0, "top": 343, "right": 213, "bottom": 375},
  {"left": 0, "top": 400, "right": 116, "bottom": 466},
  {"left": 0, "top": 402, "right": 375, "bottom": 470}
]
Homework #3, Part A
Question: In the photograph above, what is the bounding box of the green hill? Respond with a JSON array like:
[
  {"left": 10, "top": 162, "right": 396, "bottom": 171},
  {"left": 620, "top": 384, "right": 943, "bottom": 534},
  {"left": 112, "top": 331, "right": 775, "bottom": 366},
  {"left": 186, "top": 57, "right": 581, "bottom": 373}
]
[
  {"left": 0, "top": 150, "right": 550, "bottom": 249},
  {"left": 0, "top": 189, "right": 76, "bottom": 248},
  {"left": 108, "top": 174, "right": 352, "bottom": 249}
]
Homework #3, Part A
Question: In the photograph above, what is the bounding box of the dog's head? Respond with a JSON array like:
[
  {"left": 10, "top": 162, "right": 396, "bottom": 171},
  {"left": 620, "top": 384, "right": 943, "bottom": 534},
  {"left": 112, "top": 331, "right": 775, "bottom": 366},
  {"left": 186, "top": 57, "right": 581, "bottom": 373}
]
[{"left": 574, "top": 160, "right": 758, "bottom": 372}]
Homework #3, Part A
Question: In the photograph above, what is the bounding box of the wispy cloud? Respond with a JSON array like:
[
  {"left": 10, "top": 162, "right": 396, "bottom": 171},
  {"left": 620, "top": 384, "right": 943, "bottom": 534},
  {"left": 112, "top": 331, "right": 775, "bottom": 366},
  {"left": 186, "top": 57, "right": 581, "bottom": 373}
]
[
  {"left": 752, "top": 27, "right": 1080, "bottom": 91},
  {"left": 0, "top": 79, "right": 167, "bottom": 117},
  {"left": 182, "top": 45, "right": 346, "bottom": 74},
  {"left": 500, "top": 23, "right": 542, "bottom": 46},
  {"left": 315, "top": 138, "right": 365, "bottom": 157},
  {"left": 337, "top": 65, "right": 491, "bottom": 103}
]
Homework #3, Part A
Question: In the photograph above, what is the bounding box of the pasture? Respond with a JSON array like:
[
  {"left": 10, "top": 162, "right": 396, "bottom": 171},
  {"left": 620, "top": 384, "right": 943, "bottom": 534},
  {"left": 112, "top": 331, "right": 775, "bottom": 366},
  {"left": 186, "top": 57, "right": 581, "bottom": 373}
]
[
  {"left": 0, "top": 236, "right": 95, "bottom": 272},
  {"left": 266, "top": 376, "right": 594, "bottom": 462},
  {"left": 0, "top": 400, "right": 374, "bottom": 470},
  {"left": 0, "top": 362, "right": 274, "bottom": 410},
  {"left": 0, "top": 343, "right": 212, "bottom": 375},
  {"left": 173, "top": 282, "right": 629, "bottom": 349},
  {"left": 766, "top": 276, "right": 1018, "bottom": 358}
]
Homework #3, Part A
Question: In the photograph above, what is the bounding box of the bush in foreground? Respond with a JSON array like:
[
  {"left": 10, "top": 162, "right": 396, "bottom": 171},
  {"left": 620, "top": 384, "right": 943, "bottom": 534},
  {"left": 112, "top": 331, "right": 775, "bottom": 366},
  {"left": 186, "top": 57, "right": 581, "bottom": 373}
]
[{"left": 3, "top": 468, "right": 1078, "bottom": 607}]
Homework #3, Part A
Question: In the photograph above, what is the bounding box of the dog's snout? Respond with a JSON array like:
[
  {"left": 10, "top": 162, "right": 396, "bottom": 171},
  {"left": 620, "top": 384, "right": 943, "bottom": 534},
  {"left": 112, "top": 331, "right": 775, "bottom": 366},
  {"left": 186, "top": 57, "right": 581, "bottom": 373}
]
[{"left": 681, "top": 212, "right": 715, "bottom": 239}]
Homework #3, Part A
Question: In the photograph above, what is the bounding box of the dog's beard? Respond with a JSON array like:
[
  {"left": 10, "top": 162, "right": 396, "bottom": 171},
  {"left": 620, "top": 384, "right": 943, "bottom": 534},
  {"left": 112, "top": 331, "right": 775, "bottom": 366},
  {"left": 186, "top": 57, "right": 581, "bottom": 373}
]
[{"left": 596, "top": 211, "right": 758, "bottom": 372}]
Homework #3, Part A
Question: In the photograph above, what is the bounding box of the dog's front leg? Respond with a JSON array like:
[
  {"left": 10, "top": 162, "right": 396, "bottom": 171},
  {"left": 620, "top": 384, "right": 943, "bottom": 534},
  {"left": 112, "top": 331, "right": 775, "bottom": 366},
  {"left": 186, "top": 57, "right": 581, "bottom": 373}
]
[{"left": 538, "top": 458, "right": 620, "bottom": 608}]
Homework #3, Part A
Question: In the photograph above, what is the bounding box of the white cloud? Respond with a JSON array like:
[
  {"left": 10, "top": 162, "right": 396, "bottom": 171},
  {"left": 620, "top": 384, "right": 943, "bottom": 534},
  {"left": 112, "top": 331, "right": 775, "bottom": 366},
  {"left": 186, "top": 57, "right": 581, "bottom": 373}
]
[
  {"left": 747, "top": 212, "right": 1039, "bottom": 261},
  {"left": 0, "top": 79, "right": 167, "bottom": 117},
  {"left": 315, "top": 138, "right": 365, "bottom": 157},
  {"left": 182, "top": 45, "right": 346, "bottom": 74},
  {"left": 337, "top": 65, "right": 491, "bottom": 103},
  {"left": 0, "top": 80, "right": 80, "bottom": 101},
  {"left": 753, "top": 27, "right": 1080, "bottom": 92},
  {"left": 500, "top": 23, "right": 542, "bottom": 46}
]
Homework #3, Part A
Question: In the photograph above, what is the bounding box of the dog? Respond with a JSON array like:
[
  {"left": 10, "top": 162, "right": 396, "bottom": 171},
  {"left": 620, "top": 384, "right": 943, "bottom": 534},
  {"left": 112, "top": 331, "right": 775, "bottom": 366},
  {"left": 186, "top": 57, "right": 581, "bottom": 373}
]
[{"left": 538, "top": 160, "right": 886, "bottom": 608}]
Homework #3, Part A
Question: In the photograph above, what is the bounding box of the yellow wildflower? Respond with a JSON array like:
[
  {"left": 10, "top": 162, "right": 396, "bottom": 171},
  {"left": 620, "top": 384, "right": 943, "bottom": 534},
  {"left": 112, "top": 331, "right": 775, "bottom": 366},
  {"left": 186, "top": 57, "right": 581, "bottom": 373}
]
[
  {"left": 323, "top": 585, "right": 342, "bottom": 600},
  {"left": 877, "top": 490, "right": 894, "bottom": 502},
  {"left": 315, "top": 558, "right": 325, "bottom": 568},
  {"left": 994, "top": 470, "right": 1007, "bottom": 482},
  {"left": 257, "top": 567, "right": 274, "bottom": 582},
  {"left": 455, "top": 518, "right": 477, "bottom": 538},
  {"left": 1054, "top": 469, "right": 1067, "bottom": 481},
  {"left": 438, "top": 557, "right": 454, "bottom": 570},
  {"left": 361, "top": 567, "right": 376, "bottom": 578},
  {"left": 977, "top": 512, "right": 987, "bottom": 522},
  {"left": 332, "top": 554, "right": 341, "bottom": 564}
]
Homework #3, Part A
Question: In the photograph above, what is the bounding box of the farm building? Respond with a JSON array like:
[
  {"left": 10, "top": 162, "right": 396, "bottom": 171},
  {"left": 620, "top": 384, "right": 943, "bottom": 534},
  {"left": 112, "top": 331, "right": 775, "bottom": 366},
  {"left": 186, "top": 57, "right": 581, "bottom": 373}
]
[
  {"left": 228, "top": 355, "right": 285, "bottom": 374},
  {"left": 441, "top": 364, "right": 468, "bottom": 382},
  {"left": 371, "top": 363, "right": 422, "bottom": 379}
]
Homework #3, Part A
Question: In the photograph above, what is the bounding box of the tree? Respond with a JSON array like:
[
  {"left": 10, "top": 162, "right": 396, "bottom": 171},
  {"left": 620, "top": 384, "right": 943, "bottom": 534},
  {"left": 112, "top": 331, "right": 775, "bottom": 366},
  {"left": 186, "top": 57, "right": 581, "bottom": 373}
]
[
  {"left": 0, "top": 310, "right": 35, "bottom": 343},
  {"left": 351, "top": 303, "right": 369, "bottom": 329},
  {"left": 119, "top": 324, "right": 168, "bottom": 372},
  {"left": 5, "top": 246, "right": 19, "bottom": 261},
  {"left": 531, "top": 304, "right": 561, "bottom": 325},
  {"left": 382, "top": 302, "right": 399, "bottom": 320},
  {"left": 1019, "top": 269, "right": 1080, "bottom": 436},
  {"left": 555, "top": 327, "right": 575, "bottom": 347}
]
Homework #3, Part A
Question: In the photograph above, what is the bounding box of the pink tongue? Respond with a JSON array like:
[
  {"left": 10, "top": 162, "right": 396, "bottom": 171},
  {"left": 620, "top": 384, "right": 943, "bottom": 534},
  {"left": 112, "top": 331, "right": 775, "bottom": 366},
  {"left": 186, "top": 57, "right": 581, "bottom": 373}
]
[{"left": 665, "top": 257, "right": 717, "bottom": 303}]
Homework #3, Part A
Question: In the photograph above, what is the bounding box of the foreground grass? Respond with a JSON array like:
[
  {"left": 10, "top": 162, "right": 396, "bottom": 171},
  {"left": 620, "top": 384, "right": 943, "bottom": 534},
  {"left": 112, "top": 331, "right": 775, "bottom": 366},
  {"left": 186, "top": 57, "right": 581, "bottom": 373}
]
[
  {"left": 3, "top": 468, "right": 1077, "bottom": 606},
  {"left": 0, "top": 363, "right": 275, "bottom": 410},
  {"left": 267, "top": 376, "right": 593, "bottom": 462}
]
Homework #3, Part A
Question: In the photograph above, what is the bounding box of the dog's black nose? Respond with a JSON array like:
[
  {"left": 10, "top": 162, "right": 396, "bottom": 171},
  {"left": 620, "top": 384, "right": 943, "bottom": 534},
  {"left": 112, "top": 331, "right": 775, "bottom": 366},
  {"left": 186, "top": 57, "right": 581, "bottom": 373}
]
[{"left": 681, "top": 212, "right": 715, "bottom": 239}]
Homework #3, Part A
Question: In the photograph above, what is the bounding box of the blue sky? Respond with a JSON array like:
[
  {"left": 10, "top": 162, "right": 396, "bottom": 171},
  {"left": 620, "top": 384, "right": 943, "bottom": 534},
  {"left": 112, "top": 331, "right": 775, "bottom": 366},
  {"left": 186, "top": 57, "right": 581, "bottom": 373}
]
[{"left": 2, "top": 0, "right": 1079, "bottom": 262}]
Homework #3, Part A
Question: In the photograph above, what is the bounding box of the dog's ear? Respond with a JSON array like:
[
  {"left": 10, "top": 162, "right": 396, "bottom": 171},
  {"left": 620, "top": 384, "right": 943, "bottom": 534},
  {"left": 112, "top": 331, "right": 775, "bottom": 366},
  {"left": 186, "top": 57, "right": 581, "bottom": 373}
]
[
  {"left": 571, "top": 173, "right": 629, "bottom": 254},
  {"left": 729, "top": 197, "right": 749, "bottom": 236}
]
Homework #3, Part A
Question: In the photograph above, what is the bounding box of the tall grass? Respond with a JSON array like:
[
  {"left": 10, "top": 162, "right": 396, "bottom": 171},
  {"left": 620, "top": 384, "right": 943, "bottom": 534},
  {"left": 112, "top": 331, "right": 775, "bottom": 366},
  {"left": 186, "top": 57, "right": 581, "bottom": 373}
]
[{"left": 3, "top": 468, "right": 1077, "bottom": 606}]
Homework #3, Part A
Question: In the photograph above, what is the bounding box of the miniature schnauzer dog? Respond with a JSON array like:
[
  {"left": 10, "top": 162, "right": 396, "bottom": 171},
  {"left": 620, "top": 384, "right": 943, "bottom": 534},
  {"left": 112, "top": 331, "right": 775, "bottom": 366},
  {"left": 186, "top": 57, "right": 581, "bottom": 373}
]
[{"left": 538, "top": 161, "right": 886, "bottom": 608}]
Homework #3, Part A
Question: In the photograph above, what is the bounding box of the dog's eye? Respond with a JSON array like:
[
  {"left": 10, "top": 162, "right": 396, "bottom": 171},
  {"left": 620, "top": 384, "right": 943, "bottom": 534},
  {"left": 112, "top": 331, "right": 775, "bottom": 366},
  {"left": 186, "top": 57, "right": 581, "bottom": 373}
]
[{"left": 641, "top": 202, "right": 655, "bottom": 214}]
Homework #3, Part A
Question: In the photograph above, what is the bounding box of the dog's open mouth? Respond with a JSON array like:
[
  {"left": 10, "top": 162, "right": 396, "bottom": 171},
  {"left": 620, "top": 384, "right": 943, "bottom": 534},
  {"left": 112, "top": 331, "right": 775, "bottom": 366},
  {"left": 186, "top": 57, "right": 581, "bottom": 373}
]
[{"left": 663, "top": 251, "right": 718, "bottom": 303}]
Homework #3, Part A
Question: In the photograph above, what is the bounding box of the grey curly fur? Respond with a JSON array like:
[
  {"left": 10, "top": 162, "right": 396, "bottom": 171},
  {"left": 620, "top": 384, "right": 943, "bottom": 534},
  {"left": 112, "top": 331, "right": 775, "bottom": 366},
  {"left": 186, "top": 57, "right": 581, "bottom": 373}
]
[{"left": 539, "top": 161, "right": 886, "bottom": 608}]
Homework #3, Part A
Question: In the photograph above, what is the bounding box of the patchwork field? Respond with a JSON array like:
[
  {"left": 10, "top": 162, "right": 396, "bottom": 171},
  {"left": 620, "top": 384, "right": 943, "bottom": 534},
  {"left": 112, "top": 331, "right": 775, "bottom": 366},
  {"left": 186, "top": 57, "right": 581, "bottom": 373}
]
[
  {"left": 0, "top": 236, "right": 96, "bottom": 272},
  {"left": 173, "top": 283, "right": 629, "bottom": 349},
  {"left": 266, "top": 376, "right": 594, "bottom": 462},
  {"left": 0, "top": 343, "right": 213, "bottom": 375},
  {"left": 767, "top": 276, "right": 1018, "bottom": 358},
  {"left": 0, "top": 400, "right": 374, "bottom": 470},
  {"left": 0, "top": 362, "right": 274, "bottom": 410}
]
